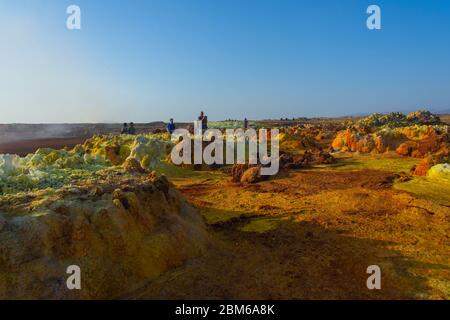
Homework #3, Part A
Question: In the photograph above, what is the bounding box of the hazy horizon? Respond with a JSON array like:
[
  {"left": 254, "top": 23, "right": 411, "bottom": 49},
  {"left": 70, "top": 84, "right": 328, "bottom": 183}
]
[
  {"left": 2, "top": 106, "right": 450, "bottom": 125},
  {"left": 1, "top": 0, "right": 450, "bottom": 123}
]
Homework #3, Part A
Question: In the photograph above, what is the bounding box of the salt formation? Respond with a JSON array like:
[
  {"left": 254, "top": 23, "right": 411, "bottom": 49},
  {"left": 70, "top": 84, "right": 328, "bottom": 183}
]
[
  {"left": 126, "top": 135, "right": 171, "bottom": 168},
  {"left": 0, "top": 154, "right": 22, "bottom": 176},
  {"left": 357, "top": 110, "right": 442, "bottom": 128},
  {"left": 331, "top": 111, "right": 448, "bottom": 157},
  {"left": 427, "top": 163, "right": 450, "bottom": 180},
  {"left": 0, "top": 173, "right": 208, "bottom": 299},
  {"left": 0, "top": 134, "right": 173, "bottom": 195},
  {"left": 276, "top": 131, "right": 319, "bottom": 152},
  {"left": 331, "top": 125, "right": 449, "bottom": 157}
]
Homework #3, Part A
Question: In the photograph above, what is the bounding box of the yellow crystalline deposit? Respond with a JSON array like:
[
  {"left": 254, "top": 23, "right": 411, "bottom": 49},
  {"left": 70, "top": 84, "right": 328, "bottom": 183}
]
[
  {"left": 0, "top": 133, "right": 173, "bottom": 195},
  {"left": 427, "top": 163, "right": 450, "bottom": 180},
  {"left": 126, "top": 135, "right": 172, "bottom": 168}
]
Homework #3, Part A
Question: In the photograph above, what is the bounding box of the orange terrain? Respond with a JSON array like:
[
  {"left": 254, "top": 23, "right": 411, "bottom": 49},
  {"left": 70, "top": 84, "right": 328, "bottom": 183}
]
[{"left": 129, "top": 161, "right": 450, "bottom": 300}]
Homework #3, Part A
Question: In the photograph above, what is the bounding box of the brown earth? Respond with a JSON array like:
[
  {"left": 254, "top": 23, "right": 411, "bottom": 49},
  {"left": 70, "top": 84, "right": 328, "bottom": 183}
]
[
  {"left": 440, "top": 114, "right": 450, "bottom": 125},
  {"left": 0, "top": 137, "right": 88, "bottom": 156},
  {"left": 129, "top": 168, "right": 449, "bottom": 300}
]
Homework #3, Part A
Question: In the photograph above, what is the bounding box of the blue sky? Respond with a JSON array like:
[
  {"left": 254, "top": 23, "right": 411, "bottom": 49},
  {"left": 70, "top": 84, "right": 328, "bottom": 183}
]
[{"left": 1, "top": 0, "right": 449, "bottom": 123}]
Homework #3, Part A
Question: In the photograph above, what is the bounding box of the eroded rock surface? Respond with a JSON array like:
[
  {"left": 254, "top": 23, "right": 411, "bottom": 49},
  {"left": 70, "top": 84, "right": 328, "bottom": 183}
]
[{"left": 0, "top": 174, "right": 208, "bottom": 299}]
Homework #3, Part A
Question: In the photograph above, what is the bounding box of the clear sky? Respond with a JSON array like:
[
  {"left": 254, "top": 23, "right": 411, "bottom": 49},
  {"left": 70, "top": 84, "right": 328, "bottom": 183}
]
[{"left": 1, "top": 0, "right": 449, "bottom": 123}]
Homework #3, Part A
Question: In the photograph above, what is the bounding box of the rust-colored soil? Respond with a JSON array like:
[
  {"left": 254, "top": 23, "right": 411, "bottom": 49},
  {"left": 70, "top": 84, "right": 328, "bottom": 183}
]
[
  {"left": 0, "top": 137, "right": 88, "bottom": 156},
  {"left": 130, "top": 168, "right": 450, "bottom": 299}
]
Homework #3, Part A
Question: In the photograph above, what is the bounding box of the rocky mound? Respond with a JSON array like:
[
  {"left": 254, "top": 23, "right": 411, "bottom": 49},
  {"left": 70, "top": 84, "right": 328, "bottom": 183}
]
[
  {"left": 406, "top": 110, "right": 442, "bottom": 125},
  {"left": 412, "top": 157, "right": 435, "bottom": 176},
  {"left": 276, "top": 131, "right": 319, "bottom": 152},
  {"left": 280, "top": 150, "right": 335, "bottom": 169},
  {"left": 84, "top": 133, "right": 172, "bottom": 169},
  {"left": 357, "top": 110, "right": 442, "bottom": 128},
  {"left": 0, "top": 173, "right": 208, "bottom": 299},
  {"left": 274, "top": 124, "right": 339, "bottom": 152},
  {"left": 427, "top": 163, "right": 450, "bottom": 180},
  {"left": 229, "top": 164, "right": 265, "bottom": 184},
  {"left": 230, "top": 163, "right": 252, "bottom": 182},
  {"left": 0, "top": 133, "right": 173, "bottom": 195},
  {"left": 332, "top": 125, "right": 449, "bottom": 158},
  {"left": 240, "top": 166, "right": 264, "bottom": 184}
]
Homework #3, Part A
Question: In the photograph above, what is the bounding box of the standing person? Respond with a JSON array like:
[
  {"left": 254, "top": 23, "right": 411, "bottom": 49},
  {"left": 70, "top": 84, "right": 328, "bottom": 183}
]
[
  {"left": 121, "top": 123, "right": 128, "bottom": 134},
  {"left": 128, "top": 122, "right": 136, "bottom": 135},
  {"left": 167, "top": 118, "right": 176, "bottom": 134},
  {"left": 244, "top": 118, "right": 248, "bottom": 129},
  {"left": 198, "top": 111, "right": 208, "bottom": 132}
]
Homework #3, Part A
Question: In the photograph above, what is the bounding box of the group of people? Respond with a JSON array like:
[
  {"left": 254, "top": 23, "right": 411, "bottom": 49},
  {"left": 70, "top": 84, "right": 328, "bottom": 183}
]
[
  {"left": 120, "top": 122, "right": 136, "bottom": 135},
  {"left": 121, "top": 111, "right": 247, "bottom": 136},
  {"left": 166, "top": 111, "right": 209, "bottom": 134}
]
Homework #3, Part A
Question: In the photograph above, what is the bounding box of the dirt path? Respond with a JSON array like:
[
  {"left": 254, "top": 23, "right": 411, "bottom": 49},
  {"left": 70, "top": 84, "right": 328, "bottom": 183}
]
[{"left": 129, "top": 169, "right": 450, "bottom": 299}]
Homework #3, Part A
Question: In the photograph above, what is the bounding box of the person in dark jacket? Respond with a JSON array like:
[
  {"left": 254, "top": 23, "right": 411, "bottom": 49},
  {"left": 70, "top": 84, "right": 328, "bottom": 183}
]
[
  {"left": 121, "top": 123, "right": 128, "bottom": 134},
  {"left": 128, "top": 122, "right": 136, "bottom": 135},
  {"left": 167, "top": 118, "right": 176, "bottom": 134},
  {"left": 198, "top": 111, "right": 208, "bottom": 132}
]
